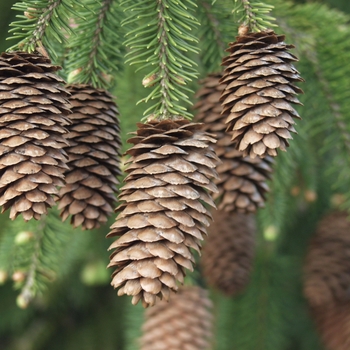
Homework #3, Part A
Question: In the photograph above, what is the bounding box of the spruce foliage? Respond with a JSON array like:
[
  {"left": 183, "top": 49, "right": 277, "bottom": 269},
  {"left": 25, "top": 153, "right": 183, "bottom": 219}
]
[{"left": 0, "top": 0, "right": 350, "bottom": 349}]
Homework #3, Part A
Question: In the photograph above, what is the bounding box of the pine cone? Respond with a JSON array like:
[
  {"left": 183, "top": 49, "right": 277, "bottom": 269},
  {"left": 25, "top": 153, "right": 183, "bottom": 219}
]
[
  {"left": 312, "top": 301, "right": 350, "bottom": 350},
  {"left": 0, "top": 51, "right": 71, "bottom": 221},
  {"left": 201, "top": 209, "right": 255, "bottom": 295},
  {"left": 195, "top": 73, "right": 273, "bottom": 213},
  {"left": 220, "top": 30, "right": 303, "bottom": 158},
  {"left": 140, "top": 286, "right": 213, "bottom": 350},
  {"left": 304, "top": 211, "right": 350, "bottom": 307},
  {"left": 107, "top": 119, "right": 218, "bottom": 307},
  {"left": 58, "top": 84, "right": 121, "bottom": 230}
]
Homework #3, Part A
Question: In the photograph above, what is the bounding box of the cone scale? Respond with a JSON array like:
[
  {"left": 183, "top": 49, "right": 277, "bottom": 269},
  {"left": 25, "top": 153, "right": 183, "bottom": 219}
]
[{"left": 107, "top": 118, "right": 218, "bottom": 307}]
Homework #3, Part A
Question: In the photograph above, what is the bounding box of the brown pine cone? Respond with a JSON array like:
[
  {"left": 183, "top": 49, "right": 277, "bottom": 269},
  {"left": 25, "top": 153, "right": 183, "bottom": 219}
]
[
  {"left": 107, "top": 119, "right": 218, "bottom": 307},
  {"left": 201, "top": 209, "right": 256, "bottom": 295},
  {"left": 304, "top": 211, "right": 350, "bottom": 307},
  {"left": 58, "top": 84, "right": 121, "bottom": 230},
  {"left": 0, "top": 51, "right": 71, "bottom": 221},
  {"left": 195, "top": 73, "right": 273, "bottom": 213},
  {"left": 220, "top": 30, "right": 303, "bottom": 158},
  {"left": 311, "top": 301, "right": 350, "bottom": 350},
  {"left": 140, "top": 286, "right": 213, "bottom": 350}
]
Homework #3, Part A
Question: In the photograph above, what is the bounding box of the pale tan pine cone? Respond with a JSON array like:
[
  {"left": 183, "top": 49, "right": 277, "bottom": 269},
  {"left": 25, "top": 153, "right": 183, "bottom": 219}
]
[
  {"left": 194, "top": 73, "right": 273, "bottom": 213},
  {"left": 107, "top": 119, "right": 218, "bottom": 307},
  {"left": 140, "top": 286, "right": 213, "bottom": 350},
  {"left": 58, "top": 84, "right": 121, "bottom": 230},
  {"left": 220, "top": 30, "right": 304, "bottom": 158},
  {"left": 0, "top": 51, "right": 71, "bottom": 221}
]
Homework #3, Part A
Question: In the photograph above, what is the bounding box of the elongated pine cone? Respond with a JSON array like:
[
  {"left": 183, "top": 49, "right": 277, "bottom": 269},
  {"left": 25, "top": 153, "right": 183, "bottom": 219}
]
[
  {"left": 140, "top": 286, "right": 213, "bottom": 350},
  {"left": 195, "top": 73, "right": 273, "bottom": 213},
  {"left": 107, "top": 119, "right": 218, "bottom": 307},
  {"left": 58, "top": 84, "right": 121, "bottom": 230},
  {"left": 0, "top": 52, "right": 71, "bottom": 221},
  {"left": 304, "top": 211, "right": 350, "bottom": 307},
  {"left": 221, "top": 30, "right": 304, "bottom": 158},
  {"left": 201, "top": 209, "right": 255, "bottom": 295},
  {"left": 311, "top": 301, "right": 350, "bottom": 350}
]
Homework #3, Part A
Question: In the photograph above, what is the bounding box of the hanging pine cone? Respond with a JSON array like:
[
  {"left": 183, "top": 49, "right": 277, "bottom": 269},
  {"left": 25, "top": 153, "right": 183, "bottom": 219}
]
[
  {"left": 140, "top": 286, "right": 213, "bottom": 350},
  {"left": 201, "top": 209, "right": 255, "bottom": 295},
  {"left": 220, "top": 29, "right": 304, "bottom": 158},
  {"left": 303, "top": 211, "right": 350, "bottom": 307},
  {"left": 0, "top": 51, "right": 71, "bottom": 221},
  {"left": 57, "top": 84, "right": 121, "bottom": 230},
  {"left": 107, "top": 119, "right": 218, "bottom": 307},
  {"left": 311, "top": 301, "right": 350, "bottom": 350},
  {"left": 195, "top": 73, "right": 273, "bottom": 213}
]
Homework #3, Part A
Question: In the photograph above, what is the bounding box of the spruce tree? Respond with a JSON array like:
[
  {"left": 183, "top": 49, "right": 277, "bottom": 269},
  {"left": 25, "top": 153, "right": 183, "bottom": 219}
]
[{"left": 0, "top": 0, "right": 349, "bottom": 349}]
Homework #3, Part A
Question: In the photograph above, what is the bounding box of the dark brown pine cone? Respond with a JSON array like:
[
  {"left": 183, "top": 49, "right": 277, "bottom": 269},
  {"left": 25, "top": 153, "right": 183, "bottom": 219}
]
[
  {"left": 201, "top": 209, "right": 256, "bottom": 295},
  {"left": 195, "top": 73, "right": 273, "bottom": 213},
  {"left": 0, "top": 51, "right": 71, "bottom": 220},
  {"left": 58, "top": 84, "right": 121, "bottom": 230}
]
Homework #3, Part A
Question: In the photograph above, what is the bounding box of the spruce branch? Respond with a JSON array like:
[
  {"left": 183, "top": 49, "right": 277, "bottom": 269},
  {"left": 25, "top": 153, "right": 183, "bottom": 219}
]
[
  {"left": 197, "top": 0, "right": 233, "bottom": 73},
  {"left": 66, "top": 0, "right": 123, "bottom": 89},
  {"left": 7, "top": 210, "right": 80, "bottom": 308},
  {"left": 122, "top": 0, "right": 200, "bottom": 120},
  {"left": 7, "top": 0, "right": 83, "bottom": 58},
  {"left": 233, "top": 0, "right": 277, "bottom": 33}
]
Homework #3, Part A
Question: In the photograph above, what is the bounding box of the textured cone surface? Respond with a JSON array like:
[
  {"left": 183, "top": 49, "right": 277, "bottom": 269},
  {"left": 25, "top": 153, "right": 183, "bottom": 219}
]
[
  {"left": 0, "top": 51, "right": 71, "bottom": 221},
  {"left": 220, "top": 30, "right": 303, "bottom": 158},
  {"left": 58, "top": 84, "right": 121, "bottom": 230},
  {"left": 140, "top": 286, "right": 213, "bottom": 350},
  {"left": 201, "top": 209, "right": 255, "bottom": 295},
  {"left": 304, "top": 211, "right": 350, "bottom": 307},
  {"left": 107, "top": 119, "right": 218, "bottom": 307},
  {"left": 195, "top": 73, "right": 273, "bottom": 213},
  {"left": 312, "top": 301, "right": 350, "bottom": 350}
]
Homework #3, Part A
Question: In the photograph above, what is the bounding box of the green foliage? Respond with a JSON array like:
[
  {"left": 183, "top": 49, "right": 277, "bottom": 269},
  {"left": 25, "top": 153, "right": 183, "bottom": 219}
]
[
  {"left": 66, "top": 0, "right": 124, "bottom": 89},
  {"left": 196, "top": 0, "right": 234, "bottom": 74},
  {"left": 122, "top": 0, "right": 200, "bottom": 120},
  {"left": 0, "top": 209, "right": 86, "bottom": 308},
  {"left": 7, "top": 0, "right": 85, "bottom": 60},
  {"left": 233, "top": 0, "right": 277, "bottom": 32}
]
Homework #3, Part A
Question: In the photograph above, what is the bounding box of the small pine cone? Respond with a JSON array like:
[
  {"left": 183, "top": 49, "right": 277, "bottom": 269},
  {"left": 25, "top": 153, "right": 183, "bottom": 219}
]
[
  {"left": 311, "top": 301, "right": 350, "bottom": 350},
  {"left": 140, "top": 286, "right": 213, "bottom": 350},
  {"left": 220, "top": 30, "right": 304, "bottom": 158},
  {"left": 107, "top": 119, "right": 218, "bottom": 307},
  {"left": 195, "top": 73, "right": 273, "bottom": 213},
  {"left": 201, "top": 209, "right": 255, "bottom": 295},
  {"left": 304, "top": 211, "right": 350, "bottom": 307},
  {"left": 58, "top": 84, "right": 121, "bottom": 230},
  {"left": 0, "top": 51, "right": 71, "bottom": 221}
]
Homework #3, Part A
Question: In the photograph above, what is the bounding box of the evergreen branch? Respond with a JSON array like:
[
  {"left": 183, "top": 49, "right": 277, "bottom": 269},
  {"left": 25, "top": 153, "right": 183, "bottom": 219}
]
[
  {"left": 233, "top": 0, "right": 277, "bottom": 32},
  {"left": 122, "top": 0, "right": 200, "bottom": 120},
  {"left": 196, "top": 0, "right": 233, "bottom": 73},
  {"left": 66, "top": 0, "right": 124, "bottom": 90},
  {"left": 7, "top": 0, "right": 85, "bottom": 60},
  {"left": 7, "top": 210, "right": 80, "bottom": 308},
  {"left": 274, "top": 1, "right": 350, "bottom": 212}
]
